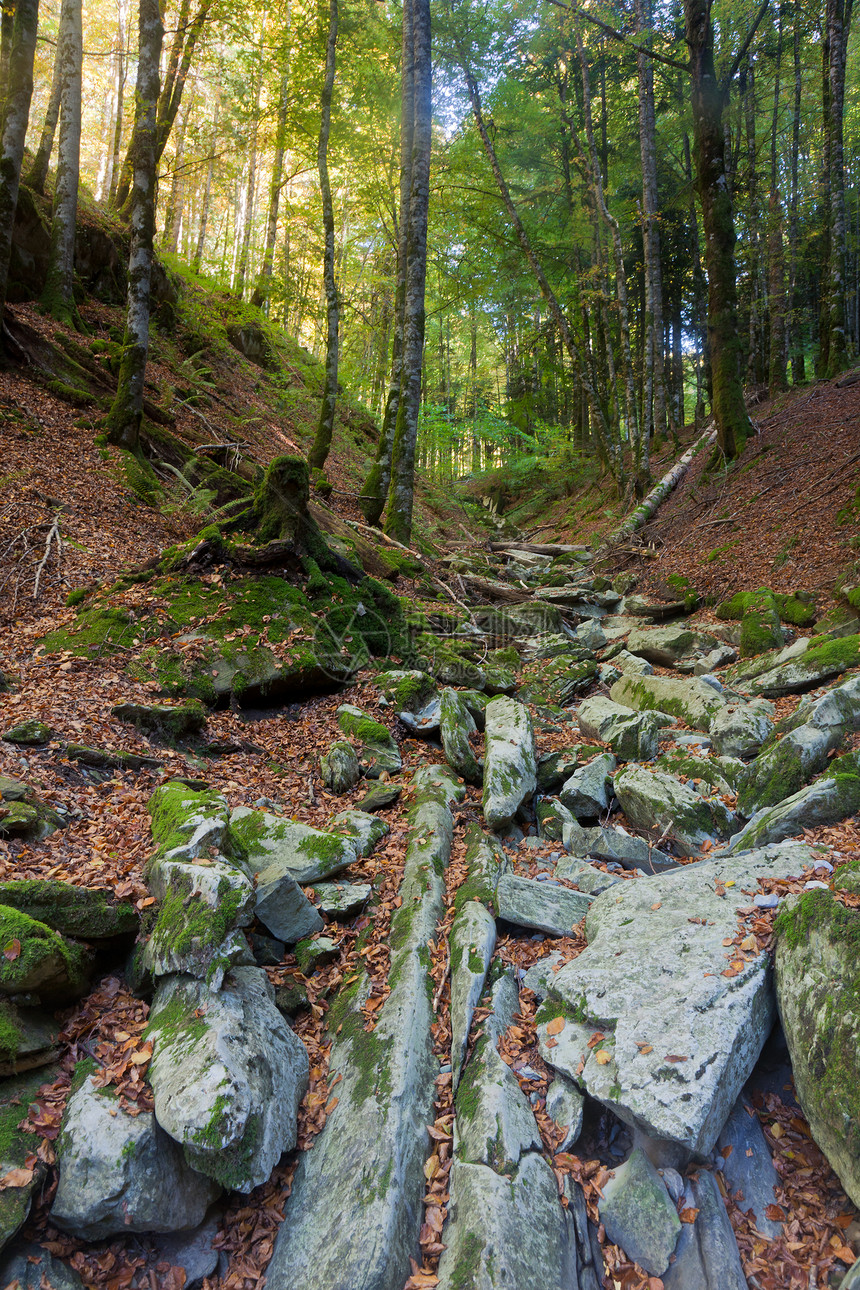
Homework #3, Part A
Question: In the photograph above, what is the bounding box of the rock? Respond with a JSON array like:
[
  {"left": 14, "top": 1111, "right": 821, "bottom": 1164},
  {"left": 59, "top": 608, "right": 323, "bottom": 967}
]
[
  {"left": 536, "top": 749, "right": 580, "bottom": 793},
  {"left": 295, "top": 935, "right": 339, "bottom": 973},
  {"left": 336, "top": 704, "right": 401, "bottom": 777},
  {"left": 230, "top": 806, "right": 358, "bottom": 883},
  {"left": 709, "top": 705, "right": 775, "bottom": 760},
  {"left": 254, "top": 867, "right": 323, "bottom": 944},
  {"left": 266, "top": 767, "right": 463, "bottom": 1290},
  {"left": 146, "top": 967, "right": 309, "bottom": 1192},
  {"left": 576, "top": 825, "right": 676, "bottom": 874},
  {"left": 249, "top": 932, "right": 286, "bottom": 966},
  {"left": 330, "top": 809, "right": 389, "bottom": 856},
  {"left": 625, "top": 595, "right": 691, "bottom": 620},
  {"left": 0, "top": 880, "right": 137, "bottom": 939},
  {"left": 627, "top": 625, "right": 697, "bottom": 667},
  {"left": 482, "top": 697, "right": 537, "bottom": 829},
  {"left": 749, "top": 635, "right": 860, "bottom": 697},
  {"left": 312, "top": 881, "right": 371, "bottom": 918},
  {"left": 0, "top": 906, "right": 92, "bottom": 1001},
  {"left": 613, "top": 648, "right": 655, "bottom": 676},
  {"left": 449, "top": 899, "right": 496, "bottom": 1087},
  {"left": 319, "top": 741, "right": 361, "bottom": 794},
  {"left": 440, "top": 687, "right": 482, "bottom": 784},
  {"left": 436, "top": 1153, "right": 578, "bottom": 1290},
  {"left": 559, "top": 752, "right": 616, "bottom": 819},
  {"left": 537, "top": 798, "right": 576, "bottom": 842},
  {"left": 356, "top": 782, "right": 402, "bottom": 811},
  {"left": 376, "top": 669, "right": 438, "bottom": 715},
  {"left": 0, "top": 1067, "right": 56, "bottom": 1251},
  {"left": 659, "top": 748, "right": 745, "bottom": 796},
  {"left": 815, "top": 605, "right": 860, "bottom": 638},
  {"left": 0, "top": 1245, "right": 84, "bottom": 1289},
  {"left": 52, "top": 1073, "right": 220, "bottom": 1239},
  {"left": 577, "top": 619, "right": 607, "bottom": 651},
  {"left": 611, "top": 674, "right": 726, "bottom": 731},
  {"left": 456, "top": 823, "right": 510, "bottom": 910},
  {"left": 613, "top": 765, "right": 735, "bottom": 857},
  {"left": 598, "top": 1147, "right": 681, "bottom": 1276},
  {"left": 65, "top": 743, "right": 161, "bottom": 771},
  {"left": 730, "top": 752, "right": 860, "bottom": 851},
  {"left": 112, "top": 701, "right": 207, "bottom": 738},
  {"left": 148, "top": 1211, "right": 221, "bottom": 1288},
  {"left": 545, "top": 1073, "right": 584, "bottom": 1151},
  {"left": 495, "top": 873, "right": 592, "bottom": 937},
  {"left": 716, "top": 1093, "right": 782, "bottom": 1239},
  {"left": 577, "top": 696, "right": 663, "bottom": 761},
  {"left": 738, "top": 590, "right": 784, "bottom": 658},
  {"left": 0, "top": 799, "right": 61, "bottom": 840},
  {"left": 1, "top": 719, "right": 51, "bottom": 745},
  {"left": 662, "top": 1171, "right": 749, "bottom": 1290},
  {"left": 0, "top": 1000, "right": 59, "bottom": 1074},
  {"left": 554, "top": 857, "right": 623, "bottom": 896},
  {"left": 774, "top": 890, "right": 860, "bottom": 1207},
  {"left": 535, "top": 842, "right": 813, "bottom": 1155},
  {"left": 694, "top": 646, "right": 738, "bottom": 674}
]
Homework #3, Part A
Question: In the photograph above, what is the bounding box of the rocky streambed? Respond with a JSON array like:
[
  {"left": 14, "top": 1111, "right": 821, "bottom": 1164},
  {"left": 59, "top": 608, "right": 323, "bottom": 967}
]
[{"left": 1, "top": 553, "right": 860, "bottom": 1290}]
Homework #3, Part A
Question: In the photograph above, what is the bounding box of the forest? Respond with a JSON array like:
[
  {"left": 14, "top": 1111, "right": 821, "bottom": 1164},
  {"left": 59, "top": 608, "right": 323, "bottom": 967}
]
[{"left": 2, "top": 0, "right": 860, "bottom": 1289}]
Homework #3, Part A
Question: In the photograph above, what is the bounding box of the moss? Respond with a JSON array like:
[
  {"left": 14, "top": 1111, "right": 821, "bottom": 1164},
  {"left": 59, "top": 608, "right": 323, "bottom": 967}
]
[
  {"left": 0, "top": 1002, "right": 21, "bottom": 1060},
  {"left": 0, "top": 905, "right": 89, "bottom": 997},
  {"left": 147, "top": 872, "right": 245, "bottom": 962},
  {"left": 148, "top": 781, "right": 227, "bottom": 856},
  {"left": 739, "top": 591, "right": 783, "bottom": 658},
  {"left": 191, "top": 1091, "right": 234, "bottom": 1149},
  {"left": 144, "top": 992, "right": 210, "bottom": 1052},
  {"left": 774, "top": 593, "right": 816, "bottom": 627},
  {"left": 64, "top": 588, "right": 88, "bottom": 607},
  {"left": 0, "top": 880, "right": 138, "bottom": 939},
  {"left": 737, "top": 742, "right": 807, "bottom": 815},
  {"left": 800, "top": 634, "right": 860, "bottom": 672},
  {"left": 666, "top": 574, "right": 700, "bottom": 612}
]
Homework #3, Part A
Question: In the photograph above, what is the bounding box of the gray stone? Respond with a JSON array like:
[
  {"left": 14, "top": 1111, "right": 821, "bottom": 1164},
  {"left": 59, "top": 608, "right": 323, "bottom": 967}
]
[
  {"left": 440, "top": 687, "right": 482, "bottom": 784},
  {"left": 554, "top": 856, "right": 623, "bottom": 896},
  {"left": 577, "top": 695, "right": 663, "bottom": 761},
  {"left": 627, "top": 625, "right": 697, "bottom": 667},
  {"left": 716, "top": 1094, "right": 782, "bottom": 1239},
  {"left": 295, "top": 935, "right": 338, "bottom": 973},
  {"left": 614, "top": 764, "right": 735, "bottom": 857},
  {"left": 149, "top": 1211, "right": 221, "bottom": 1288},
  {"left": 2, "top": 719, "right": 52, "bottom": 745},
  {"left": 662, "top": 1171, "right": 749, "bottom": 1290},
  {"left": 356, "top": 783, "right": 402, "bottom": 811},
  {"left": 545, "top": 1074, "right": 584, "bottom": 1151},
  {"left": 483, "top": 697, "right": 537, "bottom": 829},
  {"left": 255, "top": 867, "right": 323, "bottom": 944},
  {"left": 319, "top": 741, "right": 360, "bottom": 793},
  {"left": 266, "top": 768, "right": 464, "bottom": 1290},
  {"left": 709, "top": 705, "right": 775, "bottom": 760},
  {"left": 52, "top": 1076, "right": 220, "bottom": 1240},
  {"left": 436, "top": 1153, "right": 578, "bottom": 1290},
  {"left": 330, "top": 809, "right": 389, "bottom": 856},
  {"left": 730, "top": 755, "right": 860, "bottom": 852},
  {"left": 559, "top": 752, "right": 616, "bottom": 819},
  {"left": 312, "top": 881, "right": 371, "bottom": 918},
  {"left": 694, "top": 645, "right": 738, "bottom": 674},
  {"left": 496, "top": 873, "right": 592, "bottom": 936},
  {"left": 230, "top": 806, "right": 358, "bottom": 883},
  {"left": 147, "top": 966, "right": 309, "bottom": 1193},
  {"left": 376, "top": 669, "right": 438, "bottom": 715},
  {"left": 535, "top": 842, "right": 814, "bottom": 1155},
  {"left": 0, "top": 1245, "right": 84, "bottom": 1290},
  {"left": 336, "top": 704, "right": 402, "bottom": 776},
  {"left": 577, "top": 619, "right": 607, "bottom": 651},
  {"left": 749, "top": 638, "right": 860, "bottom": 696},
  {"left": 611, "top": 673, "right": 727, "bottom": 731},
  {"left": 613, "top": 649, "right": 655, "bottom": 676},
  {"left": 537, "top": 749, "right": 580, "bottom": 793},
  {"left": 0, "top": 1067, "right": 56, "bottom": 1252},
  {"left": 598, "top": 1147, "right": 681, "bottom": 1276},
  {"left": 112, "top": 702, "right": 207, "bottom": 738},
  {"left": 624, "top": 595, "right": 691, "bottom": 620},
  {"left": 578, "top": 824, "right": 676, "bottom": 874},
  {"left": 450, "top": 900, "right": 496, "bottom": 1087},
  {"left": 537, "top": 798, "right": 576, "bottom": 842}
]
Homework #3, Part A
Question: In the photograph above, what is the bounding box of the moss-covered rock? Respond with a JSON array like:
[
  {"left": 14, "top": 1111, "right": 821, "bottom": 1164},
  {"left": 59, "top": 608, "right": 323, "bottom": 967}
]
[
  {"left": 749, "top": 634, "right": 860, "bottom": 697},
  {"left": 613, "top": 765, "right": 736, "bottom": 856},
  {"left": 0, "top": 906, "right": 93, "bottom": 1001},
  {"left": 112, "top": 700, "right": 207, "bottom": 739},
  {"left": 1, "top": 720, "right": 51, "bottom": 746},
  {"left": 610, "top": 673, "right": 726, "bottom": 732},
  {"left": 0, "top": 1066, "right": 57, "bottom": 1251},
  {"left": 336, "top": 705, "right": 401, "bottom": 778},
  {"left": 320, "top": 741, "right": 361, "bottom": 794},
  {"left": 0, "top": 880, "right": 137, "bottom": 940}
]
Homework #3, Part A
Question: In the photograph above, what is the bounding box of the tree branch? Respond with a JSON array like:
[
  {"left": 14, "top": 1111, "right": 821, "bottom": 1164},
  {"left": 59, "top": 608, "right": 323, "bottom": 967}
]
[
  {"left": 543, "top": 0, "right": 690, "bottom": 73},
  {"left": 720, "top": 0, "right": 770, "bottom": 95}
]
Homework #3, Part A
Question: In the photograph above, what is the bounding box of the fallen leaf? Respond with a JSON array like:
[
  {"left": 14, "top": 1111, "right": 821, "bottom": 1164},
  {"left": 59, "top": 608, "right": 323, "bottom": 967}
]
[
  {"left": 595, "top": 1050, "right": 611, "bottom": 1065},
  {"left": 679, "top": 1207, "right": 699, "bottom": 1223},
  {"left": 546, "top": 1016, "right": 565, "bottom": 1036},
  {"left": 3, "top": 939, "right": 20, "bottom": 962}
]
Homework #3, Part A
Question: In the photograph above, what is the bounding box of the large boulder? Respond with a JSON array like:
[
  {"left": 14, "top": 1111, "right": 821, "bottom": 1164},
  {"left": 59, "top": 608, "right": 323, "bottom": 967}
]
[
  {"left": 774, "top": 890, "right": 860, "bottom": 1206},
  {"left": 0, "top": 880, "right": 137, "bottom": 940},
  {"left": 748, "top": 634, "right": 860, "bottom": 697},
  {"left": 482, "top": 697, "right": 536, "bottom": 829},
  {"left": 495, "top": 874, "right": 592, "bottom": 937},
  {"left": 709, "top": 705, "right": 774, "bottom": 760},
  {"left": 52, "top": 1072, "right": 220, "bottom": 1239},
  {"left": 535, "top": 842, "right": 813, "bottom": 1156},
  {"left": 613, "top": 765, "right": 735, "bottom": 857},
  {"left": 230, "top": 806, "right": 358, "bottom": 883},
  {"left": 146, "top": 966, "right": 309, "bottom": 1192},
  {"left": 0, "top": 906, "right": 92, "bottom": 1002},
  {"left": 576, "top": 696, "right": 663, "bottom": 761},
  {"left": 626, "top": 625, "right": 697, "bottom": 667},
  {"left": 729, "top": 752, "right": 860, "bottom": 852},
  {"left": 559, "top": 752, "right": 616, "bottom": 819},
  {"left": 598, "top": 1147, "right": 681, "bottom": 1276},
  {"left": 440, "top": 687, "right": 483, "bottom": 784},
  {"left": 336, "top": 705, "right": 401, "bottom": 777},
  {"left": 611, "top": 674, "right": 726, "bottom": 731},
  {"left": 449, "top": 899, "right": 496, "bottom": 1087}
]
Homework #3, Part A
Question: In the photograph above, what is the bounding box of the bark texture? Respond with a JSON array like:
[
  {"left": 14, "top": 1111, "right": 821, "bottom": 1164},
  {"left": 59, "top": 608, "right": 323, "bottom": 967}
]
[
  {"left": 24, "top": 26, "right": 62, "bottom": 194},
  {"left": 819, "top": 0, "right": 854, "bottom": 378},
  {"left": 0, "top": 0, "right": 38, "bottom": 338},
  {"left": 307, "top": 0, "right": 339, "bottom": 472},
  {"left": 42, "top": 0, "right": 82, "bottom": 324}
]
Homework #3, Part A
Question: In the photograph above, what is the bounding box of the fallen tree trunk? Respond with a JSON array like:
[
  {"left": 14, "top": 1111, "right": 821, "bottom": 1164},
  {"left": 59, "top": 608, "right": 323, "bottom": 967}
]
[
  {"left": 459, "top": 574, "right": 535, "bottom": 604},
  {"left": 595, "top": 424, "right": 717, "bottom": 560}
]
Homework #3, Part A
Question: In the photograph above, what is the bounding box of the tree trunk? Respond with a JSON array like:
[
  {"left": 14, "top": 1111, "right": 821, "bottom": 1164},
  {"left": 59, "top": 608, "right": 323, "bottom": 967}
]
[
  {"left": 192, "top": 79, "right": 218, "bottom": 271},
  {"left": 0, "top": 2, "right": 14, "bottom": 106},
  {"left": 819, "top": 0, "right": 854, "bottom": 377},
  {"left": 162, "top": 96, "right": 191, "bottom": 254},
  {"left": 635, "top": 0, "right": 667, "bottom": 451},
  {"left": 359, "top": 0, "right": 414, "bottom": 526},
  {"left": 250, "top": 9, "right": 291, "bottom": 311},
  {"left": 105, "top": 0, "right": 163, "bottom": 450},
  {"left": 788, "top": 0, "right": 804, "bottom": 382},
  {"left": 0, "top": 0, "right": 38, "bottom": 342},
  {"left": 684, "top": 0, "right": 752, "bottom": 459},
  {"left": 24, "top": 23, "right": 62, "bottom": 194},
  {"left": 41, "top": 0, "right": 82, "bottom": 325},
  {"left": 307, "top": 0, "right": 339, "bottom": 472},
  {"left": 767, "top": 10, "right": 787, "bottom": 396},
  {"left": 234, "top": 17, "right": 264, "bottom": 299},
  {"left": 384, "top": 0, "right": 431, "bottom": 545},
  {"left": 107, "top": 3, "right": 127, "bottom": 207}
]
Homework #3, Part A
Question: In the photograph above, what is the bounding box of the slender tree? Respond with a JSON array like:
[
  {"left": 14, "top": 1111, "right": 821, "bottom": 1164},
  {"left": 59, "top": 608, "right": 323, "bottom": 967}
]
[
  {"left": 106, "top": 0, "right": 164, "bottom": 449},
  {"left": 308, "top": 0, "right": 339, "bottom": 471},
  {"left": 24, "top": 29, "right": 62, "bottom": 194},
  {"left": 0, "top": 0, "right": 39, "bottom": 347},
  {"left": 251, "top": 6, "right": 291, "bottom": 310},
  {"left": 42, "top": 0, "right": 83, "bottom": 324},
  {"left": 818, "top": 0, "right": 854, "bottom": 377},
  {"left": 635, "top": 0, "right": 668, "bottom": 449}
]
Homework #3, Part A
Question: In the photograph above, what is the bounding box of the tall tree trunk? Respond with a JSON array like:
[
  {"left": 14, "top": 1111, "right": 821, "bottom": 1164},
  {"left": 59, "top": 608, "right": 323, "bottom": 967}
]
[
  {"left": 684, "top": 0, "right": 753, "bottom": 459},
  {"left": 768, "top": 9, "right": 787, "bottom": 395},
  {"left": 107, "top": 2, "right": 127, "bottom": 207},
  {"left": 359, "top": 0, "right": 414, "bottom": 525},
  {"left": 41, "top": 0, "right": 82, "bottom": 324},
  {"left": 307, "top": 0, "right": 339, "bottom": 472},
  {"left": 0, "top": 2, "right": 14, "bottom": 106},
  {"left": 234, "top": 17, "right": 264, "bottom": 299},
  {"left": 251, "top": 10, "right": 291, "bottom": 311},
  {"left": 788, "top": 0, "right": 804, "bottom": 382},
  {"left": 162, "top": 95, "right": 191, "bottom": 254},
  {"left": 743, "top": 54, "right": 762, "bottom": 385},
  {"left": 105, "top": 0, "right": 163, "bottom": 450},
  {"left": 635, "top": 0, "right": 667, "bottom": 452},
  {"left": 192, "top": 78, "right": 218, "bottom": 271},
  {"left": 0, "top": 0, "right": 38, "bottom": 344},
  {"left": 24, "top": 25, "right": 62, "bottom": 194},
  {"left": 384, "top": 0, "right": 431, "bottom": 544},
  {"left": 819, "top": 0, "right": 854, "bottom": 377}
]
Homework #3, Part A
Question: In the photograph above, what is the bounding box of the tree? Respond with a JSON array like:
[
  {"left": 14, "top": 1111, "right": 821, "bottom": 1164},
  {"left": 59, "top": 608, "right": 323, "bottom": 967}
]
[
  {"left": 307, "top": 0, "right": 340, "bottom": 471},
  {"left": 251, "top": 7, "right": 291, "bottom": 310},
  {"left": 25, "top": 26, "right": 62, "bottom": 194},
  {"left": 635, "top": 0, "right": 668, "bottom": 448},
  {"left": 0, "top": 0, "right": 39, "bottom": 347},
  {"left": 106, "top": 0, "right": 164, "bottom": 449},
  {"left": 818, "top": 0, "right": 854, "bottom": 378},
  {"left": 42, "top": 0, "right": 83, "bottom": 324}
]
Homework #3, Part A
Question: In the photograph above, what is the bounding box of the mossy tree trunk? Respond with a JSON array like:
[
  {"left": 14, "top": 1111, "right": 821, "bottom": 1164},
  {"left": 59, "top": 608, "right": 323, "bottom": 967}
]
[
  {"left": 0, "top": 0, "right": 38, "bottom": 349},
  {"left": 359, "top": 0, "right": 414, "bottom": 527},
  {"left": 767, "top": 11, "right": 788, "bottom": 397},
  {"left": 24, "top": 23, "right": 62, "bottom": 194},
  {"left": 684, "top": 0, "right": 753, "bottom": 460},
  {"left": 818, "top": 0, "right": 854, "bottom": 379},
  {"left": 0, "top": 2, "right": 13, "bottom": 105},
  {"left": 635, "top": 0, "right": 668, "bottom": 451},
  {"left": 105, "top": 0, "right": 163, "bottom": 451},
  {"left": 307, "top": 0, "right": 340, "bottom": 473},
  {"left": 384, "top": 0, "right": 431, "bottom": 546},
  {"left": 41, "top": 0, "right": 82, "bottom": 326}
]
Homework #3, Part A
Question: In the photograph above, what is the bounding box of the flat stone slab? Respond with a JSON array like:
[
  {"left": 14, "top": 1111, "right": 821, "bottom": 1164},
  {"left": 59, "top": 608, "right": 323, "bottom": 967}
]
[
  {"left": 482, "top": 697, "right": 536, "bottom": 829},
  {"left": 450, "top": 900, "right": 496, "bottom": 1087},
  {"left": 663, "top": 1170, "right": 749, "bottom": 1290},
  {"left": 230, "top": 807, "right": 358, "bottom": 883},
  {"left": 536, "top": 843, "right": 814, "bottom": 1156},
  {"left": 496, "top": 873, "right": 592, "bottom": 937},
  {"left": 312, "top": 881, "right": 372, "bottom": 918},
  {"left": 716, "top": 1093, "right": 782, "bottom": 1239},
  {"left": 611, "top": 674, "right": 726, "bottom": 731}
]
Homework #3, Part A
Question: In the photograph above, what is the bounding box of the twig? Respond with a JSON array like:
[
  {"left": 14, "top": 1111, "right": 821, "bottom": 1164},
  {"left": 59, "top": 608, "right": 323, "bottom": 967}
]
[
  {"left": 432, "top": 941, "right": 450, "bottom": 1013},
  {"left": 33, "top": 514, "right": 61, "bottom": 599}
]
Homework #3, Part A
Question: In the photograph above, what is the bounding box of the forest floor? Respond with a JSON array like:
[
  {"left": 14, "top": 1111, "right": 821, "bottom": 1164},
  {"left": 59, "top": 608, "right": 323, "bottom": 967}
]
[{"left": 2, "top": 285, "right": 860, "bottom": 1290}]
